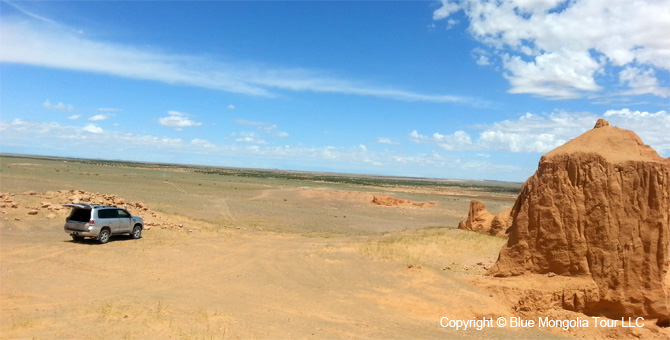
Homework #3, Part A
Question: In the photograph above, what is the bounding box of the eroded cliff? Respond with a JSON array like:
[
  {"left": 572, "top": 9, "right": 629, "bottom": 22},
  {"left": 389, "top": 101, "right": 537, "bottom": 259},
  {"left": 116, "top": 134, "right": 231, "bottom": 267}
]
[{"left": 489, "top": 119, "right": 670, "bottom": 322}]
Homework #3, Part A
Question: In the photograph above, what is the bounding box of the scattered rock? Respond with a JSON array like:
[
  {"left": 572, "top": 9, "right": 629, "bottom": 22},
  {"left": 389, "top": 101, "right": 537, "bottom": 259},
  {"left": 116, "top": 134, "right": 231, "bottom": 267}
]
[{"left": 27, "top": 210, "right": 38, "bottom": 215}]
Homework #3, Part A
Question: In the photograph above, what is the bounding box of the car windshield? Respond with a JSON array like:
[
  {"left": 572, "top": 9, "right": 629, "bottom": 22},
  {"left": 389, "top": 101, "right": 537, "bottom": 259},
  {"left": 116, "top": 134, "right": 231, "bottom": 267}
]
[{"left": 68, "top": 208, "right": 91, "bottom": 222}]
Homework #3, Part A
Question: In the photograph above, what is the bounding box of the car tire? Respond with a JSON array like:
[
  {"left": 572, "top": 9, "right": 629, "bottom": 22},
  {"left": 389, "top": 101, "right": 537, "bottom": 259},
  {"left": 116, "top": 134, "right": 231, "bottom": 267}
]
[
  {"left": 98, "top": 228, "right": 111, "bottom": 244},
  {"left": 71, "top": 235, "right": 84, "bottom": 242},
  {"left": 131, "top": 225, "right": 142, "bottom": 239}
]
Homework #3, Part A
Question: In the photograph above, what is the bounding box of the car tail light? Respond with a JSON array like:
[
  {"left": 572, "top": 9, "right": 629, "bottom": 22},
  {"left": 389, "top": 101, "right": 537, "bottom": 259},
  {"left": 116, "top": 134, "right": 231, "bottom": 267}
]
[{"left": 89, "top": 220, "right": 95, "bottom": 225}]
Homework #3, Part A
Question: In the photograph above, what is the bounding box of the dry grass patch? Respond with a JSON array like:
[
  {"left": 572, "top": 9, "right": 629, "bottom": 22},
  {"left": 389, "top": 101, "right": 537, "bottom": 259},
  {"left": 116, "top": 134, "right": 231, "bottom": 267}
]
[{"left": 360, "top": 227, "right": 507, "bottom": 274}]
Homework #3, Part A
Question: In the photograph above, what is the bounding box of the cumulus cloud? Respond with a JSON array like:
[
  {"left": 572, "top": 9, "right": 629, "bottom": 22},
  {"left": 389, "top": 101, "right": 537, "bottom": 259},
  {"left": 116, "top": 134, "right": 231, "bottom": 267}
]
[
  {"left": 410, "top": 130, "right": 473, "bottom": 151},
  {"left": 232, "top": 132, "right": 267, "bottom": 145},
  {"left": 158, "top": 111, "right": 202, "bottom": 128},
  {"left": 42, "top": 99, "right": 74, "bottom": 112},
  {"left": 411, "top": 109, "right": 670, "bottom": 155},
  {"left": 618, "top": 66, "right": 670, "bottom": 98},
  {"left": 83, "top": 124, "right": 103, "bottom": 133},
  {"left": 89, "top": 114, "right": 111, "bottom": 121},
  {"left": 433, "top": 0, "right": 670, "bottom": 99}
]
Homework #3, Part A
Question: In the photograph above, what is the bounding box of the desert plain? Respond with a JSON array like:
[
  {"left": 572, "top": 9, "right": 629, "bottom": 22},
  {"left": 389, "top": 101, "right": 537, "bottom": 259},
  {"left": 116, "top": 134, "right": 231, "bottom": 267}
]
[{"left": 1, "top": 155, "right": 667, "bottom": 339}]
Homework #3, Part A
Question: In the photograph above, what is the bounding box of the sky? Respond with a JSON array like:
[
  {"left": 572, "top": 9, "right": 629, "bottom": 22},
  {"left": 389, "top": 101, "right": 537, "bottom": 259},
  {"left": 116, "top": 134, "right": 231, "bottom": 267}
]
[{"left": 1, "top": 0, "right": 668, "bottom": 182}]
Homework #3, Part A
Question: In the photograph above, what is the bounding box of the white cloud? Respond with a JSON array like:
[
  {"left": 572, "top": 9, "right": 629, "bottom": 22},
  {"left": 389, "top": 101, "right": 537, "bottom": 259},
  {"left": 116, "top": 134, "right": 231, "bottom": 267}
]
[
  {"left": 411, "top": 109, "right": 670, "bottom": 155},
  {"left": 42, "top": 99, "right": 74, "bottom": 112},
  {"left": 503, "top": 50, "right": 602, "bottom": 99},
  {"left": 410, "top": 130, "right": 473, "bottom": 151},
  {"left": 433, "top": 1, "right": 461, "bottom": 20},
  {"left": 235, "top": 119, "right": 289, "bottom": 138},
  {"left": 618, "top": 66, "right": 670, "bottom": 98},
  {"left": 227, "top": 105, "right": 236, "bottom": 110},
  {"left": 377, "top": 137, "right": 397, "bottom": 145},
  {"left": 83, "top": 124, "right": 103, "bottom": 133},
  {"left": 158, "top": 111, "right": 202, "bottom": 128},
  {"left": 89, "top": 114, "right": 111, "bottom": 121},
  {"left": 232, "top": 132, "right": 267, "bottom": 145},
  {"left": 191, "top": 139, "right": 215, "bottom": 148},
  {"left": 0, "top": 15, "right": 478, "bottom": 105},
  {"left": 98, "top": 108, "right": 122, "bottom": 112},
  {"left": 475, "top": 55, "right": 490, "bottom": 66},
  {"left": 0, "top": 118, "right": 523, "bottom": 180},
  {"left": 433, "top": 0, "right": 670, "bottom": 99},
  {"left": 1, "top": 119, "right": 186, "bottom": 151},
  {"left": 68, "top": 114, "right": 81, "bottom": 120},
  {"left": 472, "top": 48, "right": 492, "bottom": 66}
]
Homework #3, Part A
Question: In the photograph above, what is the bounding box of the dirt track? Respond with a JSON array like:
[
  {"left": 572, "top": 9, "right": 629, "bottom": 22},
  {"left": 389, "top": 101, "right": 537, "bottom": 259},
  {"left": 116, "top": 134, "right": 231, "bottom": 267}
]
[{"left": 2, "top": 224, "right": 533, "bottom": 339}]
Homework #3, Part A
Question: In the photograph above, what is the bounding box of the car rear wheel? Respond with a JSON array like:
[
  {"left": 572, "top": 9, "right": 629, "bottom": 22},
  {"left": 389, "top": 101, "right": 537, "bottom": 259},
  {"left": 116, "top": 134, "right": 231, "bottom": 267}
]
[
  {"left": 71, "top": 235, "right": 84, "bottom": 242},
  {"left": 98, "top": 228, "right": 111, "bottom": 244},
  {"left": 131, "top": 225, "right": 142, "bottom": 239}
]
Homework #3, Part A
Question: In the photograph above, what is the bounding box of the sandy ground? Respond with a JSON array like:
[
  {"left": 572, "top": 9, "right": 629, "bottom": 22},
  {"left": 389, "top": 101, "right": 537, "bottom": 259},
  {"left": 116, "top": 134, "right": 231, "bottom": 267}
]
[{"left": 1, "top": 156, "right": 668, "bottom": 339}]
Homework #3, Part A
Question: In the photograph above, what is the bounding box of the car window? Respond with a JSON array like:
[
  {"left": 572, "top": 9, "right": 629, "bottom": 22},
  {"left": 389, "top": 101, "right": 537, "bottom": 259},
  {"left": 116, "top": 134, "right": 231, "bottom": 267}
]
[
  {"left": 97, "top": 209, "right": 118, "bottom": 219},
  {"left": 97, "top": 209, "right": 110, "bottom": 219},
  {"left": 117, "top": 209, "right": 130, "bottom": 218}
]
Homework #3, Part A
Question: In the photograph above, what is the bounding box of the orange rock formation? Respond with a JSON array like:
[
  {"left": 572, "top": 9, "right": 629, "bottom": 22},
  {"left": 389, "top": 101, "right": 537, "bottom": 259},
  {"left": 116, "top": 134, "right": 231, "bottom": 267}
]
[
  {"left": 489, "top": 119, "right": 670, "bottom": 323},
  {"left": 458, "top": 200, "right": 511, "bottom": 236}
]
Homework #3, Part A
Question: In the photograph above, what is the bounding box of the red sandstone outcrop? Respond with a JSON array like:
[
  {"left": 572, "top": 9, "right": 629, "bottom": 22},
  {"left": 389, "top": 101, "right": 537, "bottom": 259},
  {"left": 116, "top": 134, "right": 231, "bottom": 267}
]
[
  {"left": 370, "top": 195, "right": 436, "bottom": 207},
  {"left": 489, "top": 119, "right": 670, "bottom": 323},
  {"left": 458, "top": 200, "right": 511, "bottom": 236}
]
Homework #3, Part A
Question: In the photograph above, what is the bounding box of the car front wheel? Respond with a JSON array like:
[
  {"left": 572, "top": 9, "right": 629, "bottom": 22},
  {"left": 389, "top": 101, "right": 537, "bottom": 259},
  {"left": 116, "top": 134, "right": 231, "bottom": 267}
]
[
  {"left": 131, "top": 225, "right": 142, "bottom": 239},
  {"left": 98, "top": 228, "right": 111, "bottom": 244}
]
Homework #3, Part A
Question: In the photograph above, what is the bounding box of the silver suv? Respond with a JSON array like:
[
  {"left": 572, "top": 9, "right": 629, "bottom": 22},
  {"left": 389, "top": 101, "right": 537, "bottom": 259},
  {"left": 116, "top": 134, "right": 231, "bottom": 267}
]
[{"left": 63, "top": 203, "right": 144, "bottom": 244}]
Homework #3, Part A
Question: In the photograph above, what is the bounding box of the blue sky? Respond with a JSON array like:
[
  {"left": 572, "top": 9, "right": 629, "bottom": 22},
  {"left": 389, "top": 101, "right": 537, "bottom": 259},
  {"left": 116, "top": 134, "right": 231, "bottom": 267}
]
[{"left": 1, "top": 0, "right": 668, "bottom": 182}]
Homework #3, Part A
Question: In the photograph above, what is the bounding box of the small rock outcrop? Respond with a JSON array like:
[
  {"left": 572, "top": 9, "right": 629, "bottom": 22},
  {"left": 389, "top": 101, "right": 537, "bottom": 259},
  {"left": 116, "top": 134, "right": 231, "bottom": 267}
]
[
  {"left": 489, "top": 119, "right": 670, "bottom": 323},
  {"left": 370, "top": 195, "right": 435, "bottom": 207},
  {"left": 458, "top": 200, "right": 511, "bottom": 236}
]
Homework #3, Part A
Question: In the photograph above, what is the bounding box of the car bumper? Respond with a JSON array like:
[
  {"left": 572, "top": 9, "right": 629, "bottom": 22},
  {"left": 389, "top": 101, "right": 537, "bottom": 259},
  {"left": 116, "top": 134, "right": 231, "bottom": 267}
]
[{"left": 65, "top": 228, "right": 99, "bottom": 237}]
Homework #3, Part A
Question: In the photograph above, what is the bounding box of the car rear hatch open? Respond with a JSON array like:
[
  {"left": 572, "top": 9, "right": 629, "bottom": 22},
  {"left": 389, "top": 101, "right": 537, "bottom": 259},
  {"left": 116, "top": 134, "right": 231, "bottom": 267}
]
[{"left": 63, "top": 203, "right": 94, "bottom": 231}]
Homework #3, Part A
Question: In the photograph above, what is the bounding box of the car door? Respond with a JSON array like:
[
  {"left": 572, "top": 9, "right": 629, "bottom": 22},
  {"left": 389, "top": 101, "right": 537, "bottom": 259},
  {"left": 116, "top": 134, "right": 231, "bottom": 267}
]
[
  {"left": 97, "top": 208, "right": 119, "bottom": 233},
  {"left": 116, "top": 209, "right": 133, "bottom": 233}
]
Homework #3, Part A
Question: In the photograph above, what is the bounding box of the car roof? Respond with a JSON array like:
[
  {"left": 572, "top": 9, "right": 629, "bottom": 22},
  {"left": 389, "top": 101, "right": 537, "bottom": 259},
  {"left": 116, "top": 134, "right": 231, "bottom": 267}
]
[{"left": 61, "top": 203, "right": 122, "bottom": 210}]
